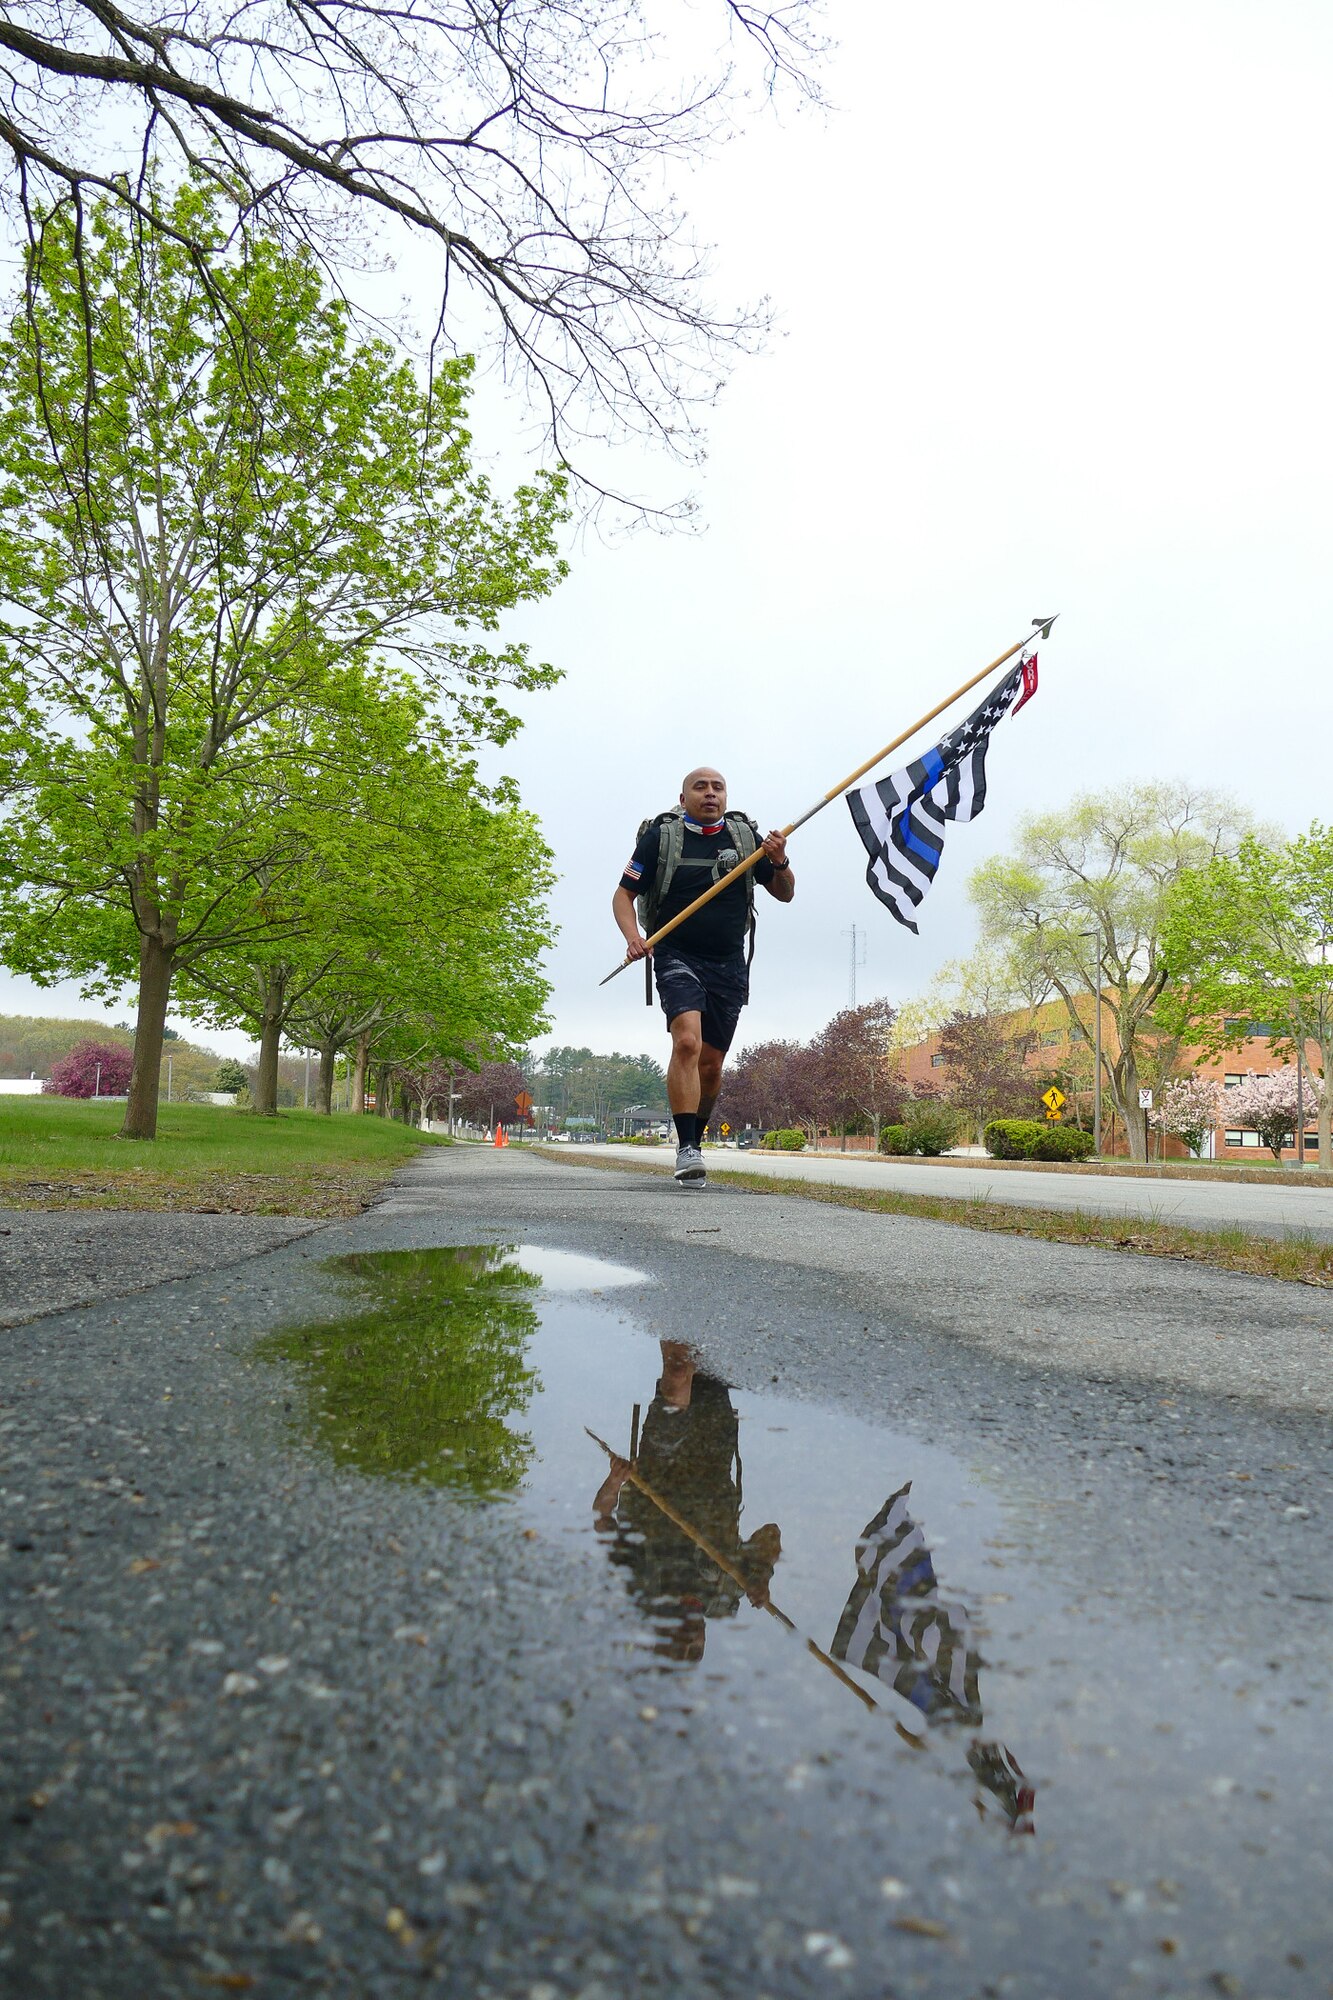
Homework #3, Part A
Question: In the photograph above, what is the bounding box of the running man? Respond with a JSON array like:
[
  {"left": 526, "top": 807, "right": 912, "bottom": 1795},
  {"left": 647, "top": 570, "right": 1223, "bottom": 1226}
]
[{"left": 613, "top": 767, "right": 795, "bottom": 1188}]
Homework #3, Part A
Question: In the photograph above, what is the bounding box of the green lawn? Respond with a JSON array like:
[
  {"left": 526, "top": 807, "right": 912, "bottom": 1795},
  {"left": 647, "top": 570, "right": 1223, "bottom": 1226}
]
[{"left": 0, "top": 1097, "right": 442, "bottom": 1215}]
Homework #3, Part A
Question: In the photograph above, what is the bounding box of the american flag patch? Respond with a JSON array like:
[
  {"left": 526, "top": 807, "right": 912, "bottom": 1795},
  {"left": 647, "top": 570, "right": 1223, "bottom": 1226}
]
[{"left": 624, "top": 859, "right": 643, "bottom": 880}]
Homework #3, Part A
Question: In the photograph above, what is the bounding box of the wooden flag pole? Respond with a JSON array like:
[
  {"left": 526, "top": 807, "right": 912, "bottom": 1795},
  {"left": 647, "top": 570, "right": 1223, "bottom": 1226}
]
[{"left": 598, "top": 617, "right": 1057, "bottom": 986}]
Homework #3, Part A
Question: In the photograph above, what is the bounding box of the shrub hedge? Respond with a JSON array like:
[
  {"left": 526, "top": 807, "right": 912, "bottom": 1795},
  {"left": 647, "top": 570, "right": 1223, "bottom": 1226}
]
[
  {"left": 903, "top": 1102, "right": 962, "bottom": 1157},
  {"left": 878, "top": 1124, "right": 912, "bottom": 1155},
  {"left": 761, "top": 1127, "right": 806, "bottom": 1151},
  {"left": 984, "top": 1118, "right": 1096, "bottom": 1161}
]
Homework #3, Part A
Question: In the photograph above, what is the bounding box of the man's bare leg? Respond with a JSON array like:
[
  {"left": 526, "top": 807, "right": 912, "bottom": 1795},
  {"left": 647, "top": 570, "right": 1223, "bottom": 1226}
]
[
  {"left": 696, "top": 1044, "right": 724, "bottom": 1136},
  {"left": 667, "top": 1013, "right": 708, "bottom": 1184},
  {"left": 667, "top": 1011, "right": 703, "bottom": 1120}
]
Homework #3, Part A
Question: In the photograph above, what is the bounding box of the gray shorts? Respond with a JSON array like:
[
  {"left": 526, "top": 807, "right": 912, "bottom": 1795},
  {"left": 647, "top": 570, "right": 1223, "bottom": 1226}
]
[{"left": 654, "top": 950, "right": 750, "bottom": 1054}]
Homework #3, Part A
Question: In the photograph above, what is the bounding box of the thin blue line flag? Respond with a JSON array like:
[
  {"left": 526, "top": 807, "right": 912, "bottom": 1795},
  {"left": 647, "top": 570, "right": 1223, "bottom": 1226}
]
[{"left": 846, "top": 652, "right": 1038, "bottom": 933}]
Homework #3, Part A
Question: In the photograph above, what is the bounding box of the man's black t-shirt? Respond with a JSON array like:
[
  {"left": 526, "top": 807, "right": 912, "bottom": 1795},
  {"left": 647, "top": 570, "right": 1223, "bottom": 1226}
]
[{"left": 620, "top": 817, "right": 775, "bottom": 960}]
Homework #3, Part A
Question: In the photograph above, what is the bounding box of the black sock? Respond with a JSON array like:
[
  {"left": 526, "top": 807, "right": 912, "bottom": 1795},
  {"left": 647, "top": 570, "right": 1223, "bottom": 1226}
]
[{"left": 674, "top": 1112, "right": 699, "bottom": 1148}]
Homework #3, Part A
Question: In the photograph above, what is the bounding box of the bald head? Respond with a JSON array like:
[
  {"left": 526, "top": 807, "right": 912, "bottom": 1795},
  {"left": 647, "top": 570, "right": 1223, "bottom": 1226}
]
[{"left": 680, "top": 768, "right": 727, "bottom": 821}]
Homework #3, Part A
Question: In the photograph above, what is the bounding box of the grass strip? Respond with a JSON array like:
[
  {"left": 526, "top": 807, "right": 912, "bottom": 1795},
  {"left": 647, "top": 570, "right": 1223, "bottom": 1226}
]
[
  {"left": 798, "top": 1150, "right": 1333, "bottom": 1188},
  {"left": 0, "top": 1099, "right": 441, "bottom": 1217},
  {"left": 534, "top": 1150, "right": 1333, "bottom": 1289}
]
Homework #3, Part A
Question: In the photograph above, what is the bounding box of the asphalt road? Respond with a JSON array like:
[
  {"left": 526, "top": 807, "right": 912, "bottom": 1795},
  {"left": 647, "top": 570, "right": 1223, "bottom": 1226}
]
[
  {"left": 568, "top": 1140, "right": 1333, "bottom": 1240},
  {"left": 2, "top": 1147, "right": 1330, "bottom": 1999}
]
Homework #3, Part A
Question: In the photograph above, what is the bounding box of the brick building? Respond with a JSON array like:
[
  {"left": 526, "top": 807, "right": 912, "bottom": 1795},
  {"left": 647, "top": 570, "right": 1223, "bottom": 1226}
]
[{"left": 896, "top": 998, "right": 1322, "bottom": 1161}]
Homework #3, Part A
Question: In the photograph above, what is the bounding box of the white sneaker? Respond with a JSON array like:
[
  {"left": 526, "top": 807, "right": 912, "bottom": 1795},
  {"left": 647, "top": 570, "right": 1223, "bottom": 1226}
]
[{"left": 673, "top": 1144, "right": 707, "bottom": 1188}]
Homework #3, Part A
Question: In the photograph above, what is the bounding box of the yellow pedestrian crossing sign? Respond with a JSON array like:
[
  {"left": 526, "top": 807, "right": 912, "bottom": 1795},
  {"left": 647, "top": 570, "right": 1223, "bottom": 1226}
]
[{"left": 1042, "top": 1086, "right": 1065, "bottom": 1120}]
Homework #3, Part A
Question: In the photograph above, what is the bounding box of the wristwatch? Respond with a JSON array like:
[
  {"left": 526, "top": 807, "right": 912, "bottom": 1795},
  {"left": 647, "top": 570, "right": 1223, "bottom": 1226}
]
[{"left": 770, "top": 855, "right": 790, "bottom": 871}]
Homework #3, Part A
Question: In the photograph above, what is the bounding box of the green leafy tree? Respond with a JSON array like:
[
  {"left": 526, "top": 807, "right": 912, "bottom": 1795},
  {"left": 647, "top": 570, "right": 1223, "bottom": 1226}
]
[
  {"left": 173, "top": 687, "right": 553, "bottom": 1117},
  {"left": 1160, "top": 827, "right": 1333, "bottom": 1166},
  {"left": 279, "top": 782, "right": 552, "bottom": 1118},
  {"left": 0, "top": 180, "right": 566, "bottom": 1139},
  {"left": 971, "top": 783, "right": 1255, "bottom": 1161},
  {"left": 531, "top": 1048, "right": 668, "bottom": 1128}
]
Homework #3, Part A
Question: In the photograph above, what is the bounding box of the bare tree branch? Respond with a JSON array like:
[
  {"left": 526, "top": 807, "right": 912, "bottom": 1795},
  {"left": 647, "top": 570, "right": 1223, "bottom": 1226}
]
[{"left": 0, "top": 0, "right": 829, "bottom": 506}]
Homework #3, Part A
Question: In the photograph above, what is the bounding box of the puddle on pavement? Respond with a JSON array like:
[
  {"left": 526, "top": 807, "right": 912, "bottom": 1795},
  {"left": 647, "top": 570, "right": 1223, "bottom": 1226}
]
[
  {"left": 262, "top": 1243, "right": 1039, "bottom": 1829},
  {"left": 261, "top": 1243, "right": 1327, "bottom": 1924}
]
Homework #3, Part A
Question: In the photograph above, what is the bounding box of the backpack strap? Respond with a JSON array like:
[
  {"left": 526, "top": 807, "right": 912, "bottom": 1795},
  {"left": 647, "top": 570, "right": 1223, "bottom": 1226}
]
[
  {"left": 726, "top": 813, "right": 761, "bottom": 967},
  {"left": 635, "top": 810, "right": 682, "bottom": 1004}
]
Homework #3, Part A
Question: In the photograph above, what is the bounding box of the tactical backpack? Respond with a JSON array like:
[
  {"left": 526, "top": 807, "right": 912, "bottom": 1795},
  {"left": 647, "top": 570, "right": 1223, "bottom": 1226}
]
[{"left": 634, "top": 808, "right": 762, "bottom": 1000}]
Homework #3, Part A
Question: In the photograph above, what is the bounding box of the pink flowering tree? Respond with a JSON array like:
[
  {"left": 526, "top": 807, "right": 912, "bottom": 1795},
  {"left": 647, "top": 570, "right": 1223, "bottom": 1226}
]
[
  {"left": 1225, "top": 1069, "right": 1319, "bottom": 1159},
  {"left": 44, "top": 1040, "right": 134, "bottom": 1098},
  {"left": 1147, "top": 1076, "right": 1223, "bottom": 1157}
]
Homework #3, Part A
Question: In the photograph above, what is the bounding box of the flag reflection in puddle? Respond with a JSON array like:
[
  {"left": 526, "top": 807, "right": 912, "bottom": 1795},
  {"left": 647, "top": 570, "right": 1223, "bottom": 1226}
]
[{"left": 588, "top": 1338, "right": 1034, "bottom": 1834}]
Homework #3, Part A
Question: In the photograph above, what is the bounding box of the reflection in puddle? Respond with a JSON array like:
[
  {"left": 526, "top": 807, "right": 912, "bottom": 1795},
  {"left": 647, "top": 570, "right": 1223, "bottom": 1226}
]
[
  {"left": 256, "top": 1247, "right": 542, "bottom": 1494},
  {"left": 264, "top": 1244, "right": 1032, "bottom": 1831},
  {"left": 496, "top": 1245, "right": 647, "bottom": 1292},
  {"left": 833, "top": 1484, "right": 1035, "bottom": 1833},
  {"left": 589, "top": 1336, "right": 1034, "bottom": 1834},
  {"left": 590, "top": 1343, "right": 780, "bottom": 1662}
]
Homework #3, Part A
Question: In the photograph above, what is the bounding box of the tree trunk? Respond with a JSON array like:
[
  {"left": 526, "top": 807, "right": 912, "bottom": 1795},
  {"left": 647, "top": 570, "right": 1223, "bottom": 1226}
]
[
  {"left": 1115, "top": 1056, "right": 1147, "bottom": 1162},
  {"left": 121, "top": 932, "right": 176, "bottom": 1140},
  {"left": 375, "top": 1062, "right": 394, "bottom": 1117},
  {"left": 253, "top": 968, "right": 288, "bottom": 1117},
  {"left": 316, "top": 1040, "right": 337, "bottom": 1115},
  {"left": 351, "top": 1031, "right": 370, "bottom": 1115},
  {"left": 1314, "top": 1041, "right": 1332, "bottom": 1170}
]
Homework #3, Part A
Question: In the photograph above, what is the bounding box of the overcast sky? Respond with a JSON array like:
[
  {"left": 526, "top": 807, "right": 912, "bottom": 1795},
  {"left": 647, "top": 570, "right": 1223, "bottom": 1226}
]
[{"left": 5, "top": 0, "right": 1331, "bottom": 1066}]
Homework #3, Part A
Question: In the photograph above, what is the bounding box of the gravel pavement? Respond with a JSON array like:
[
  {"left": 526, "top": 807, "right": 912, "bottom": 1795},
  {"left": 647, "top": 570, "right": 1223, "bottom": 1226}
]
[
  {"left": 1, "top": 1146, "right": 1329, "bottom": 1999},
  {"left": 565, "top": 1140, "right": 1333, "bottom": 1240},
  {"left": 0, "top": 1210, "right": 324, "bottom": 1328}
]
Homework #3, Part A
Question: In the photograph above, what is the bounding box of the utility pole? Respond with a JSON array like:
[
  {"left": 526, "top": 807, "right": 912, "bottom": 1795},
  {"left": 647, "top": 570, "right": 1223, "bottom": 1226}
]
[
  {"left": 303, "top": 1051, "right": 311, "bottom": 1110},
  {"left": 842, "top": 924, "right": 867, "bottom": 1009},
  {"left": 1080, "top": 930, "right": 1103, "bottom": 1158}
]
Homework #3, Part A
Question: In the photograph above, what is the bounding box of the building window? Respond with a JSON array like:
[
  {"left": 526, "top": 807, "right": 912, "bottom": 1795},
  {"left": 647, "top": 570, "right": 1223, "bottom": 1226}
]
[
  {"left": 1223, "top": 1074, "right": 1243, "bottom": 1089},
  {"left": 1224, "top": 1130, "right": 1262, "bottom": 1148},
  {"left": 930, "top": 1053, "right": 946, "bottom": 1069}
]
